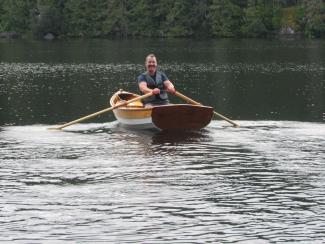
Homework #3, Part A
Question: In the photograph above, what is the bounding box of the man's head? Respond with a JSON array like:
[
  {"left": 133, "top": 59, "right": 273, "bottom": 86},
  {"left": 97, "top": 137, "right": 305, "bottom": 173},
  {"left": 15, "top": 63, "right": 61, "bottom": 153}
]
[{"left": 145, "top": 53, "right": 157, "bottom": 75}]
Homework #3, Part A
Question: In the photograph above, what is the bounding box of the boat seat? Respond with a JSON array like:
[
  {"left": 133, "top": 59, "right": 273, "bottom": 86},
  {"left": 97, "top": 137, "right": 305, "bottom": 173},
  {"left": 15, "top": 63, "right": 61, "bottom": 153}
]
[
  {"left": 126, "top": 100, "right": 144, "bottom": 108},
  {"left": 115, "top": 98, "right": 144, "bottom": 108}
]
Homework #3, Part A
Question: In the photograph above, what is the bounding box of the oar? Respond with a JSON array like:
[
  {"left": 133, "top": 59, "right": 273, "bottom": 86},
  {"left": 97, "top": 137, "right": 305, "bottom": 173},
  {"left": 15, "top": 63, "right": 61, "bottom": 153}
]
[
  {"left": 174, "top": 91, "right": 239, "bottom": 127},
  {"left": 48, "top": 92, "right": 154, "bottom": 130}
]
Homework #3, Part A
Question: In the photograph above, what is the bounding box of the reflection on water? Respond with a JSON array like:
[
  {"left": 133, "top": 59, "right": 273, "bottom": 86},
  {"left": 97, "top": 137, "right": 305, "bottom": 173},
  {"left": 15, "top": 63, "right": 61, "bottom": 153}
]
[{"left": 1, "top": 121, "right": 325, "bottom": 242}]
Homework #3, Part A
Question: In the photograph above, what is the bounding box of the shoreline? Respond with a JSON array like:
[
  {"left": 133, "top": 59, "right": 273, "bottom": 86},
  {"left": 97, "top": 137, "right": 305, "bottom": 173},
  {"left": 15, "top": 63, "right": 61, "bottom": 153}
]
[{"left": 0, "top": 31, "right": 316, "bottom": 41}]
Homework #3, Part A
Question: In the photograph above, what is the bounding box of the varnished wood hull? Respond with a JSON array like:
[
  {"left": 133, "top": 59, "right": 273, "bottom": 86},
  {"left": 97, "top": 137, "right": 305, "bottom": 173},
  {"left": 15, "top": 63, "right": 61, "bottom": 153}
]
[
  {"left": 110, "top": 91, "right": 213, "bottom": 130},
  {"left": 152, "top": 104, "right": 213, "bottom": 130}
]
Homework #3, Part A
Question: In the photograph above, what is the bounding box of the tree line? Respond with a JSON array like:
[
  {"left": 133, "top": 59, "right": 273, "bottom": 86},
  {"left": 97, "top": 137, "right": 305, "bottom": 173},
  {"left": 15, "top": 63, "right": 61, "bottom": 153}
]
[{"left": 0, "top": 0, "right": 324, "bottom": 39}]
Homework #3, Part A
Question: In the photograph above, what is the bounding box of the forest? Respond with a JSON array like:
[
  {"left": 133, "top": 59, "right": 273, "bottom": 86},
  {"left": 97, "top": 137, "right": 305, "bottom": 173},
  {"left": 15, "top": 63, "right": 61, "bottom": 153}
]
[{"left": 0, "top": 0, "right": 324, "bottom": 39}]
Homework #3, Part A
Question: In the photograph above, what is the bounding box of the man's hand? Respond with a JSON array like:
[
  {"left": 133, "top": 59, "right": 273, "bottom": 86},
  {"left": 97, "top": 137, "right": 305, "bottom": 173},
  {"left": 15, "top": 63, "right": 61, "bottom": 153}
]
[
  {"left": 166, "top": 85, "right": 176, "bottom": 94},
  {"left": 152, "top": 88, "right": 160, "bottom": 95}
]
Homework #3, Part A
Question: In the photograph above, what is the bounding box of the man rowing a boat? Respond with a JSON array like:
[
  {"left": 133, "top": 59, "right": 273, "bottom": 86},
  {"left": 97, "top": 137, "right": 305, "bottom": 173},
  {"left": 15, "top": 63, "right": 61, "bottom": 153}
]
[{"left": 138, "top": 54, "right": 176, "bottom": 107}]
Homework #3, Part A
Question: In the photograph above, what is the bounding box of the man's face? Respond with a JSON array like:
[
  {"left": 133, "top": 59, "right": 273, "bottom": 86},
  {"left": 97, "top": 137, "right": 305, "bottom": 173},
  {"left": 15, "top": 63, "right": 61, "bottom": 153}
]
[{"left": 145, "top": 57, "right": 157, "bottom": 74}]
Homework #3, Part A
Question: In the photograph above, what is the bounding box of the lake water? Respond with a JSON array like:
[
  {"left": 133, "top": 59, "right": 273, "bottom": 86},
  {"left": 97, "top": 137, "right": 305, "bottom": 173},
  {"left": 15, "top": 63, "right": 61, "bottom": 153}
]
[{"left": 0, "top": 38, "right": 325, "bottom": 243}]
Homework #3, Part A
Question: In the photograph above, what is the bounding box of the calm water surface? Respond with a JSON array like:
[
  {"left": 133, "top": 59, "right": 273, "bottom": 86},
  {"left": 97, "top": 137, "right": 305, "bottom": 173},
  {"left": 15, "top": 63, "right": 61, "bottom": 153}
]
[{"left": 0, "top": 39, "right": 325, "bottom": 243}]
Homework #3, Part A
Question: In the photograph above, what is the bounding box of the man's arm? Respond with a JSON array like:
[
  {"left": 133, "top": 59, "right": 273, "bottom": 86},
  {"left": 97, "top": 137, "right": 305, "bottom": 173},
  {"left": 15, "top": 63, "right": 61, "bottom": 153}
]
[
  {"left": 164, "top": 80, "right": 175, "bottom": 94},
  {"left": 139, "top": 81, "right": 160, "bottom": 94}
]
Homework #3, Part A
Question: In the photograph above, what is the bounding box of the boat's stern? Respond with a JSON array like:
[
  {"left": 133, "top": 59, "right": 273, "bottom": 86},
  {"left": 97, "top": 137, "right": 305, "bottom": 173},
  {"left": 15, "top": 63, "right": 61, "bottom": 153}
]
[{"left": 110, "top": 90, "right": 154, "bottom": 129}]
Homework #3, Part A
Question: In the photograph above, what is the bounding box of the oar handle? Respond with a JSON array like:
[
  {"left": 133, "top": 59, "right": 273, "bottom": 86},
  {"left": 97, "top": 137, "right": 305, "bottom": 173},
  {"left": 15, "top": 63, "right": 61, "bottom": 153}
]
[
  {"left": 174, "top": 91, "right": 239, "bottom": 127},
  {"left": 49, "top": 92, "right": 154, "bottom": 130}
]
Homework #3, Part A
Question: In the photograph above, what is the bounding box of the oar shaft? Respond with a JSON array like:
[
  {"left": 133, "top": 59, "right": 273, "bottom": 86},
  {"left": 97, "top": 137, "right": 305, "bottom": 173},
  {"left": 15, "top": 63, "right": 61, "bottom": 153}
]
[
  {"left": 174, "top": 92, "right": 201, "bottom": 106},
  {"left": 50, "top": 92, "right": 153, "bottom": 130},
  {"left": 212, "top": 111, "right": 239, "bottom": 127},
  {"left": 52, "top": 107, "right": 115, "bottom": 130},
  {"left": 174, "top": 91, "right": 239, "bottom": 127}
]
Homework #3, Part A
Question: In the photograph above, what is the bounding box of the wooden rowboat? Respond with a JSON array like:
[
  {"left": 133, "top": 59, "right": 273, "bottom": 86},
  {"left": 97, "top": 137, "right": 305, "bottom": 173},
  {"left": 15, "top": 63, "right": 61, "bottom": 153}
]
[{"left": 110, "top": 90, "right": 214, "bottom": 130}]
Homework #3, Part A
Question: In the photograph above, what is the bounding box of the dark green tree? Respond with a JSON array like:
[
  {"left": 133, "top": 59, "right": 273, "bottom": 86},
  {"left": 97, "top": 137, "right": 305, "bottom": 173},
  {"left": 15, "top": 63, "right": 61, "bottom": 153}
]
[
  {"left": 0, "top": 0, "right": 323, "bottom": 39},
  {"left": 128, "top": 0, "right": 168, "bottom": 37},
  {"left": 209, "top": 0, "right": 242, "bottom": 37},
  {"left": 101, "top": 0, "right": 130, "bottom": 37},
  {"left": 31, "top": 0, "right": 66, "bottom": 37},
  {"left": 241, "top": 0, "right": 268, "bottom": 37},
  {"left": 190, "top": 0, "right": 211, "bottom": 37},
  {"left": 164, "top": 0, "right": 196, "bottom": 37},
  {"left": 0, "top": 2, "right": 4, "bottom": 31},
  {"left": 300, "top": 0, "right": 324, "bottom": 38},
  {"left": 0, "top": 0, "right": 36, "bottom": 33},
  {"left": 63, "top": 0, "right": 108, "bottom": 37}
]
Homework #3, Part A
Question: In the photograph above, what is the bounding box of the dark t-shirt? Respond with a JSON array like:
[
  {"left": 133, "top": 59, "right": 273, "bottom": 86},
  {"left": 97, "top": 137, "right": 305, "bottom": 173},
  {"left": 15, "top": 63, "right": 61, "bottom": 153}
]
[
  {"left": 137, "top": 72, "right": 168, "bottom": 85},
  {"left": 137, "top": 71, "right": 169, "bottom": 105}
]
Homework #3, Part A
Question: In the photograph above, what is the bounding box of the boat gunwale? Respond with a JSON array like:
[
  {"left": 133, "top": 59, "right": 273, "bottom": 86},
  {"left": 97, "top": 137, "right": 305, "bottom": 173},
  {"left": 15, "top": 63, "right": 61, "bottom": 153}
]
[
  {"left": 110, "top": 90, "right": 213, "bottom": 111},
  {"left": 110, "top": 91, "right": 151, "bottom": 110}
]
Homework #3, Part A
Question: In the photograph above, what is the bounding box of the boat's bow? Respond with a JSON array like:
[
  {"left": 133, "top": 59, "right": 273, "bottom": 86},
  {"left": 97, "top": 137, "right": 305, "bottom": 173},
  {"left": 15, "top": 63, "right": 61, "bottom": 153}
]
[{"left": 151, "top": 104, "right": 213, "bottom": 130}]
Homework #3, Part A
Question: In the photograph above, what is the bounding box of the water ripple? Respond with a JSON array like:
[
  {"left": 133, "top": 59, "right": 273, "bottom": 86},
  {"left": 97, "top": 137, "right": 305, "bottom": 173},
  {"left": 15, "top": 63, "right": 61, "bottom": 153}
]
[{"left": 1, "top": 121, "right": 325, "bottom": 242}]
